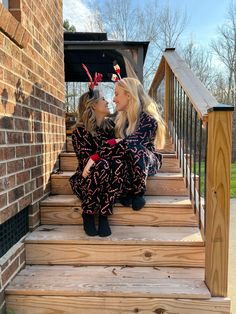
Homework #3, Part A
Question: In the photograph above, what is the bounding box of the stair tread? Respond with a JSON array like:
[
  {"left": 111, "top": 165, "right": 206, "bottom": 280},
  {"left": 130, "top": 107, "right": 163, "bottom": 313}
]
[
  {"left": 51, "top": 171, "right": 183, "bottom": 179},
  {"left": 40, "top": 194, "right": 192, "bottom": 208},
  {"left": 25, "top": 225, "right": 203, "bottom": 245},
  {"left": 6, "top": 265, "right": 210, "bottom": 299}
]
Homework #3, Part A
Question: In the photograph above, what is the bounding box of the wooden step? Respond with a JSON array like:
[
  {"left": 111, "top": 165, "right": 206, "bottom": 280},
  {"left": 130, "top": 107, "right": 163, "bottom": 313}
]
[
  {"left": 6, "top": 265, "right": 209, "bottom": 298},
  {"left": 66, "top": 136, "right": 176, "bottom": 154},
  {"left": 25, "top": 225, "right": 205, "bottom": 267},
  {"left": 40, "top": 195, "right": 198, "bottom": 227},
  {"left": 6, "top": 266, "right": 230, "bottom": 314},
  {"left": 50, "top": 171, "right": 189, "bottom": 196},
  {"left": 60, "top": 152, "right": 181, "bottom": 173},
  {"left": 5, "top": 294, "right": 231, "bottom": 314}
]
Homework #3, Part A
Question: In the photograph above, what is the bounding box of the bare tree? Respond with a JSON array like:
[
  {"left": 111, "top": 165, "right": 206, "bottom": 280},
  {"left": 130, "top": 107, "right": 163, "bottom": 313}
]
[
  {"left": 211, "top": 1, "right": 236, "bottom": 106},
  {"left": 88, "top": 0, "right": 189, "bottom": 88},
  {"left": 180, "top": 39, "right": 215, "bottom": 89}
]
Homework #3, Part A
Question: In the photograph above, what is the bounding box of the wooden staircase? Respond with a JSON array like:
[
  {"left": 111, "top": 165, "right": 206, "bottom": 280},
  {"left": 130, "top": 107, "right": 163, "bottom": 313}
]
[{"left": 5, "top": 137, "right": 231, "bottom": 313}]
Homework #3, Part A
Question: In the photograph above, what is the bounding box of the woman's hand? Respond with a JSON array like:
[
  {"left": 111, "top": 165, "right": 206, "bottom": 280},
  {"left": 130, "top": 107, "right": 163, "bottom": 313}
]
[
  {"left": 82, "top": 158, "right": 95, "bottom": 178},
  {"left": 116, "top": 138, "right": 123, "bottom": 143}
]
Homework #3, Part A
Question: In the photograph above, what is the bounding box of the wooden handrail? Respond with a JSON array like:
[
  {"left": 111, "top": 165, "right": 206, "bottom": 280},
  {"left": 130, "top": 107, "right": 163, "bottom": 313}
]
[
  {"left": 149, "top": 49, "right": 234, "bottom": 298},
  {"left": 149, "top": 49, "right": 219, "bottom": 122}
]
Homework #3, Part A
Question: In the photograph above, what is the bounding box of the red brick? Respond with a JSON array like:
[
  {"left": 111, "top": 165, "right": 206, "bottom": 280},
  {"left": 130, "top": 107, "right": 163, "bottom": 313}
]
[
  {"left": 0, "top": 163, "right": 6, "bottom": 176},
  {"left": 24, "top": 180, "right": 35, "bottom": 194},
  {"left": 22, "top": 52, "right": 33, "bottom": 69},
  {"left": 7, "top": 159, "right": 23, "bottom": 174},
  {"left": 0, "top": 202, "right": 18, "bottom": 224},
  {"left": 19, "top": 194, "right": 32, "bottom": 210},
  {"left": 10, "top": 9, "right": 22, "bottom": 22},
  {"left": 4, "top": 69, "right": 18, "bottom": 86},
  {"left": 2, "top": 258, "right": 19, "bottom": 287},
  {"left": 23, "top": 132, "right": 34, "bottom": 143},
  {"left": 0, "top": 174, "right": 16, "bottom": 191},
  {"left": 8, "top": 185, "right": 24, "bottom": 202},
  {"left": 0, "top": 192, "right": 7, "bottom": 209},
  {"left": 13, "top": 22, "right": 24, "bottom": 44},
  {"left": 16, "top": 145, "right": 30, "bottom": 158},
  {"left": 14, "top": 118, "right": 29, "bottom": 131},
  {"left": 36, "top": 175, "right": 43, "bottom": 187},
  {"left": 31, "top": 144, "right": 42, "bottom": 155},
  {"left": 29, "top": 211, "right": 40, "bottom": 228},
  {"left": 31, "top": 165, "right": 43, "bottom": 178},
  {"left": 0, "top": 4, "right": 11, "bottom": 32},
  {"left": 0, "top": 146, "right": 15, "bottom": 160},
  {"left": 21, "top": 106, "right": 32, "bottom": 118},
  {"left": 17, "top": 170, "right": 30, "bottom": 184},
  {"left": 7, "top": 131, "right": 23, "bottom": 144},
  {"left": 6, "top": 14, "right": 18, "bottom": 39},
  {"left": 24, "top": 156, "right": 36, "bottom": 169},
  {"left": 0, "top": 116, "right": 14, "bottom": 129},
  {"left": 0, "top": 178, "right": 7, "bottom": 192},
  {"left": 33, "top": 186, "right": 43, "bottom": 201},
  {"left": 20, "top": 29, "right": 31, "bottom": 48},
  {"left": 0, "top": 131, "right": 6, "bottom": 144}
]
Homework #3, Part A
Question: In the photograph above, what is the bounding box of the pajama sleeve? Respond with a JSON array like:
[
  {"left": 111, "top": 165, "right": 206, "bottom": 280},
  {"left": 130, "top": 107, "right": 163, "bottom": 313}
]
[{"left": 71, "top": 128, "right": 95, "bottom": 160}]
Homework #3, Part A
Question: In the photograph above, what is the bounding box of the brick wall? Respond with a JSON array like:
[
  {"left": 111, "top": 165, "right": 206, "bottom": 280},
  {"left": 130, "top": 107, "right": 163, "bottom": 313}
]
[{"left": 0, "top": 0, "right": 65, "bottom": 309}]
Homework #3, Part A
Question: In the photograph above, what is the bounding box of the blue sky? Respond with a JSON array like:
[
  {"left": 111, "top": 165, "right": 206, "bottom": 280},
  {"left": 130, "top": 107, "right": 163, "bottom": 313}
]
[
  {"left": 63, "top": 0, "right": 232, "bottom": 48},
  {"left": 164, "top": 0, "right": 231, "bottom": 46}
]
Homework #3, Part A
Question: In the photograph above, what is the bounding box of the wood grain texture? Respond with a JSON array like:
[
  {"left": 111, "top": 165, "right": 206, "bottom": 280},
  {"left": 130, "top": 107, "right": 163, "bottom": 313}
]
[
  {"left": 25, "top": 243, "right": 205, "bottom": 267},
  {"left": 6, "top": 295, "right": 230, "bottom": 314},
  {"left": 6, "top": 265, "right": 209, "bottom": 298},
  {"left": 50, "top": 172, "right": 189, "bottom": 196},
  {"left": 40, "top": 205, "right": 198, "bottom": 227},
  {"left": 205, "top": 111, "right": 233, "bottom": 297},
  {"left": 60, "top": 153, "right": 181, "bottom": 173},
  {"left": 163, "top": 50, "right": 218, "bottom": 120},
  {"left": 25, "top": 225, "right": 204, "bottom": 246}
]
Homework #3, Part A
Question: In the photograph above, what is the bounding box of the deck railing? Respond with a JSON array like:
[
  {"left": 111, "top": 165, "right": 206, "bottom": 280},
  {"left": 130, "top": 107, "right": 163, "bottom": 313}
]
[{"left": 149, "top": 48, "right": 234, "bottom": 297}]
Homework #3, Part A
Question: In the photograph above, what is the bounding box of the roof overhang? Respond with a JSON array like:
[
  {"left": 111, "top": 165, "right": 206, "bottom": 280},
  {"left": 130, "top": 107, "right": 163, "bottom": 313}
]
[{"left": 64, "top": 32, "right": 149, "bottom": 82}]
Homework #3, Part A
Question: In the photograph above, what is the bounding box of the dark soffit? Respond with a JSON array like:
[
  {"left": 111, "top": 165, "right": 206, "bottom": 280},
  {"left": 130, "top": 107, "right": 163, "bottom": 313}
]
[{"left": 64, "top": 32, "right": 149, "bottom": 82}]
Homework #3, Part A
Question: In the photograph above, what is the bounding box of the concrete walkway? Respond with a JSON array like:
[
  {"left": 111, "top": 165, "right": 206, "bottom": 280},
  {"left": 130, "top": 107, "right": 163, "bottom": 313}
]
[{"left": 229, "top": 199, "right": 236, "bottom": 314}]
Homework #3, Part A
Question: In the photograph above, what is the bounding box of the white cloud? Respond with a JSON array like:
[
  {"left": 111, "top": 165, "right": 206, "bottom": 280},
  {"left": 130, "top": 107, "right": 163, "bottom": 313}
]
[{"left": 63, "top": 0, "right": 98, "bottom": 31}]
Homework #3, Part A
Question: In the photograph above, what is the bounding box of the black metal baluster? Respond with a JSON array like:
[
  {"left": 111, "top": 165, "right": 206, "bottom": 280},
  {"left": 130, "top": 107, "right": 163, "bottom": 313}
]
[
  {"left": 198, "top": 119, "right": 203, "bottom": 228},
  {"left": 185, "top": 98, "right": 189, "bottom": 187},
  {"left": 193, "top": 111, "right": 197, "bottom": 214},
  {"left": 204, "top": 123, "right": 208, "bottom": 234},
  {"left": 189, "top": 105, "right": 193, "bottom": 201}
]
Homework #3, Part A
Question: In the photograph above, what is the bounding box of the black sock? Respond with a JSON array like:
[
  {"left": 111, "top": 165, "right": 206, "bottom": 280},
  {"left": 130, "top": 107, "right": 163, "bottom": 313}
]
[
  {"left": 98, "top": 215, "right": 111, "bottom": 237},
  {"left": 119, "top": 194, "right": 133, "bottom": 207},
  {"left": 82, "top": 213, "right": 98, "bottom": 236},
  {"left": 132, "top": 193, "right": 146, "bottom": 211}
]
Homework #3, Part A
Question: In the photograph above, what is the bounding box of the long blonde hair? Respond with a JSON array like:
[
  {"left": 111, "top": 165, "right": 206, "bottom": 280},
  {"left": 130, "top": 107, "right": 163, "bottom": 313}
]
[
  {"left": 76, "top": 90, "right": 113, "bottom": 136},
  {"left": 115, "top": 78, "right": 166, "bottom": 149}
]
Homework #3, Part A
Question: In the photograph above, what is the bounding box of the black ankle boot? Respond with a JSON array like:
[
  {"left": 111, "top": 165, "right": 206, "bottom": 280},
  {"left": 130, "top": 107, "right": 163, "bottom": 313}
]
[
  {"left": 132, "top": 194, "right": 146, "bottom": 211},
  {"left": 98, "top": 215, "right": 111, "bottom": 237},
  {"left": 82, "top": 213, "right": 98, "bottom": 236}
]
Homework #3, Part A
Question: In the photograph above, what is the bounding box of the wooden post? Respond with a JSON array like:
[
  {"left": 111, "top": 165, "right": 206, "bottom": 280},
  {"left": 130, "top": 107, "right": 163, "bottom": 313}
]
[
  {"left": 164, "top": 61, "right": 171, "bottom": 126},
  {"left": 205, "top": 107, "right": 234, "bottom": 296}
]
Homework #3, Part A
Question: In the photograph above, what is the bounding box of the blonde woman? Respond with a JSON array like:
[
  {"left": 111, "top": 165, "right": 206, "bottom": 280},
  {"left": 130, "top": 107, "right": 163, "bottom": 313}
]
[
  {"left": 70, "top": 89, "right": 126, "bottom": 237},
  {"left": 111, "top": 77, "right": 166, "bottom": 210}
]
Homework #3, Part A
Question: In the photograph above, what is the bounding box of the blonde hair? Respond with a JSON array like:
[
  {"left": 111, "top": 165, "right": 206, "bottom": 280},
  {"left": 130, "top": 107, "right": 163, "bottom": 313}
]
[
  {"left": 115, "top": 78, "right": 166, "bottom": 149},
  {"left": 76, "top": 90, "right": 113, "bottom": 136}
]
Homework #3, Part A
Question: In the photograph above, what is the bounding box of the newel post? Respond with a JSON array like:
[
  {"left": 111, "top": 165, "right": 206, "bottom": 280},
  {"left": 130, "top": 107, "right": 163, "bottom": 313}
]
[
  {"left": 205, "top": 105, "right": 234, "bottom": 296},
  {"left": 164, "top": 61, "right": 174, "bottom": 128}
]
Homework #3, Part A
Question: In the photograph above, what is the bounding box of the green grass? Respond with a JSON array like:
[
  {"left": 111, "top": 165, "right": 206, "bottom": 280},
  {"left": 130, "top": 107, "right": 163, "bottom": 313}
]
[
  {"left": 194, "top": 163, "right": 236, "bottom": 198},
  {"left": 231, "top": 163, "right": 236, "bottom": 198}
]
